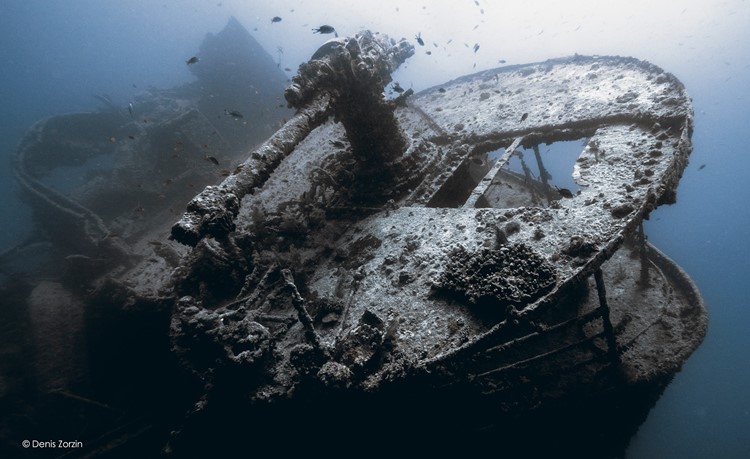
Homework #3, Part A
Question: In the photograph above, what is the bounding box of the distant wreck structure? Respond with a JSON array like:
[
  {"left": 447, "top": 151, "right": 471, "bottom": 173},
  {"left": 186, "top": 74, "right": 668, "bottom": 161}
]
[
  {"left": 4, "top": 16, "right": 290, "bottom": 282},
  {"left": 2, "top": 21, "right": 706, "bottom": 458}
]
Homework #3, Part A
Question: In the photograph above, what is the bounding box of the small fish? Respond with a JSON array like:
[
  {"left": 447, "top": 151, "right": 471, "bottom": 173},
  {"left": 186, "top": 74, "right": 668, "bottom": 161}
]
[
  {"left": 313, "top": 25, "right": 336, "bottom": 36},
  {"left": 425, "top": 51, "right": 432, "bottom": 55},
  {"left": 392, "top": 82, "right": 404, "bottom": 93},
  {"left": 127, "top": 102, "right": 134, "bottom": 118},
  {"left": 284, "top": 67, "right": 292, "bottom": 72},
  {"left": 498, "top": 59, "right": 507, "bottom": 64},
  {"left": 271, "top": 16, "right": 282, "bottom": 23},
  {"left": 128, "top": 135, "right": 135, "bottom": 140},
  {"left": 205, "top": 155, "right": 219, "bottom": 166},
  {"left": 438, "top": 88, "right": 446, "bottom": 93},
  {"left": 415, "top": 33, "right": 424, "bottom": 46},
  {"left": 698, "top": 164, "right": 706, "bottom": 170},
  {"left": 186, "top": 56, "right": 199, "bottom": 65},
  {"left": 520, "top": 113, "right": 528, "bottom": 122},
  {"left": 225, "top": 109, "right": 243, "bottom": 119},
  {"left": 473, "top": 43, "right": 480, "bottom": 53},
  {"left": 555, "top": 186, "right": 574, "bottom": 199}
]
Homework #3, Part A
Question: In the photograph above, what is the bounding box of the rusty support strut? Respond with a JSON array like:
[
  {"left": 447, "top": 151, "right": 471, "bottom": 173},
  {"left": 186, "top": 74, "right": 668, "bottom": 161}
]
[{"left": 594, "top": 269, "right": 622, "bottom": 367}]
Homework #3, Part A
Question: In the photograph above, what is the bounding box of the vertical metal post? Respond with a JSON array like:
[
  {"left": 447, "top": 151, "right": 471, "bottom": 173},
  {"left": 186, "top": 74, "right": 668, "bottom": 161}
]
[
  {"left": 638, "top": 223, "right": 650, "bottom": 286},
  {"left": 532, "top": 145, "right": 550, "bottom": 188},
  {"left": 594, "top": 269, "right": 621, "bottom": 366}
]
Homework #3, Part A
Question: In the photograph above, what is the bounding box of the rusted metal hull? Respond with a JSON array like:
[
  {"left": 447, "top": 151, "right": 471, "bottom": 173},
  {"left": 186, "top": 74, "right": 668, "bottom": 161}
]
[{"left": 164, "top": 53, "right": 705, "bottom": 431}]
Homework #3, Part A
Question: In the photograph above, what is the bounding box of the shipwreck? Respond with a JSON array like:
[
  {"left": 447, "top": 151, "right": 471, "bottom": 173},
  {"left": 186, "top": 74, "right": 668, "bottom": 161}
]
[{"left": 1, "top": 19, "right": 706, "bottom": 458}]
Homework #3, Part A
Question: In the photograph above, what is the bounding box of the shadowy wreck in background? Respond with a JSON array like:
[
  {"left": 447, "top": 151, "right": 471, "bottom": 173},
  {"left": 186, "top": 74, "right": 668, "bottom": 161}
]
[{"left": 1, "top": 17, "right": 706, "bottom": 459}]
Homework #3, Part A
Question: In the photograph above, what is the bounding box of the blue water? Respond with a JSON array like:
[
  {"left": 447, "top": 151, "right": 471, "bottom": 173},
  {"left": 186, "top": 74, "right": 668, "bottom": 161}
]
[{"left": 1, "top": 1, "right": 749, "bottom": 457}]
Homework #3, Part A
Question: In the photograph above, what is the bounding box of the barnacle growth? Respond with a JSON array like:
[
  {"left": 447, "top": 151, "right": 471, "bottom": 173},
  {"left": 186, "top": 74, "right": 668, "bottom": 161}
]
[{"left": 434, "top": 243, "right": 557, "bottom": 315}]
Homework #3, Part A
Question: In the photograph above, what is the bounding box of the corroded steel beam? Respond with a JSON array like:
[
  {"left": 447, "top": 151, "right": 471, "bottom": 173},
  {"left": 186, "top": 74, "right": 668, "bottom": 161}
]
[
  {"left": 171, "top": 30, "right": 414, "bottom": 246},
  {"left": 170, "top": 95, "right": 331, "bottom": 246}
]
